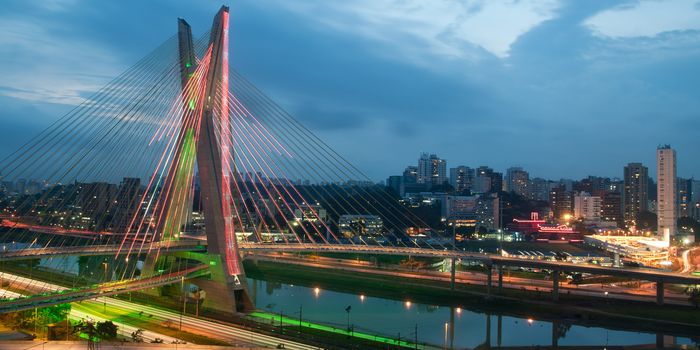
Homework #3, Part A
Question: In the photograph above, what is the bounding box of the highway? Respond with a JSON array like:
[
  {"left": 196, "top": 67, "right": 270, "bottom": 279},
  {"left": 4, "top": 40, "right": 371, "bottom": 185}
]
[
  {"left": 0, "top": 265, "right": 210, "bottom": 313},
  {"left": 248, "top": 252, "right": 692, "bottom": 305},
  {"left": 0, "top": 240, "right": 205, "bottom": 261},
  {"left": 1, "top": 272, "right": 320, "bottom": 350},
  {"left": 4, "top": 241, "right": 700, "bottom": 285},
  {"left": 680, "top": 247, "right": 699, "bottom": 274}
]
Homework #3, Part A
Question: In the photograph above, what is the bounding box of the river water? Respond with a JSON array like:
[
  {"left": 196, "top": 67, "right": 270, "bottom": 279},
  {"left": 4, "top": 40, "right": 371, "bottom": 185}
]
[{"left": 249, "top": 277, "right": 695, "bottom": 349}]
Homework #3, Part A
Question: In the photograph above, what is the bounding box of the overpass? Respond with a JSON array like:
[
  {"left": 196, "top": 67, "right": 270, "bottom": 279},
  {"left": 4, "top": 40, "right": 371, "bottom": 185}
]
[
  {"left": 2, "top": 241, "right": 699, "bottom": 305},
  {"left": 0, "top": 265, "right": 208, "bottom": 313},
  {"left": 0, "top": 240, "right": 206, "bottom": 261}
]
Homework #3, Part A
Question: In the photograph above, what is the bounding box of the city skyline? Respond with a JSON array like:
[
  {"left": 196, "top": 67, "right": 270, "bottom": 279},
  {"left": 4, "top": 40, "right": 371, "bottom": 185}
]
[
  {"left": 0, "top": 3, "right": 699, "bottom": 348},
  {"left": 1, "top": 1, "right": 699, "bottom": 181}
]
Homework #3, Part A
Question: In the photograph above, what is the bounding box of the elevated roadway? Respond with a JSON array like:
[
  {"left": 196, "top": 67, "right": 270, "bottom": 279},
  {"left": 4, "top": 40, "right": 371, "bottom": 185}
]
[{"left": 2, "top": 242, "right": 699, "bottom": 305}]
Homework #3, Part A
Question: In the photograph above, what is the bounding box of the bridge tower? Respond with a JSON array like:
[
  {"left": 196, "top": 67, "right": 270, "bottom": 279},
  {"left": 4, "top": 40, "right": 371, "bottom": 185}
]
[
  {"left": 148, "top": 6, "right": 253, "bottom": 314},
  {"left": 192, "top": 5, "right": 254, "bottom": 314}
]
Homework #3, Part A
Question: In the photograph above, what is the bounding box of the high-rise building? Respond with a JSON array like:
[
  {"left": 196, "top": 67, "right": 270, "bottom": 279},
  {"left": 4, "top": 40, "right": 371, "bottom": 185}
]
[
  {"left": 530, "top": 178, "right": 555, "bottom": 202},
  {"left": 449, "top": 166, "right": 474, "bottom": 193},
  {"left": 472, "top": 176, "right": 491, "bottom": 194},
  {"left": 403, "top": 166, "right": 418, "bottom": 184},
  {"left": 691, "top": 179, "right": 700, "bottom": 203},
  {"left": 573, "top": 191, "right": 602, "bottom": 222},
  {"left": 657, "top": 145, "right": 677, "bottom": 239},
  {"left": 549, "top": 184, "right": 572, "bottom": 220},
  {"left": 602, "top": 191, "right": 623, "bottom": 227},
  {"left": 417, "top": 153, "right": 447, "bottom": 188},
  {"left": 505, "top": 167, "right": 529, "bottom": 198},
  {"left": 576, "top": 176, "right": 612, "bottom": 197},
  {"left": 441, "top": 194, "right": 478, "bottom": 220},
  {"left": 111, "top": 177, "right": 142, "bottom": 233},
  {"left": 475, "top": 166, "right": 503, "bottom": 194},
  {"left": 677, "top": 177, "right": 692, "bottom": 218},
  {"left": 386, "top": 175, "right": 403, "bottom": 196},
  {"left": 623, "top": 162, "right": 648, "bottom": 227}
]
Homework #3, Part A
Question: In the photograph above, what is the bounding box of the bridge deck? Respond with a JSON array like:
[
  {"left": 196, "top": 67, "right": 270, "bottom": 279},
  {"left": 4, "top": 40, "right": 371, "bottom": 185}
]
[
  {"left": 0, "top": 265, "right": 208, "bottom": 313},
  {"left": 3, "top": 242, "right": 696, "bottom": 285}
]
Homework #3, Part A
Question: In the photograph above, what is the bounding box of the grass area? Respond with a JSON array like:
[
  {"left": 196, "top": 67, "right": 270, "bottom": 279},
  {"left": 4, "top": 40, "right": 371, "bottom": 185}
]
[
  {"left": 250, "top": 311, "right": 421, "bottom": 349},
  {"left": 244, "top": 260, "right": 700, "bottom": 337}
]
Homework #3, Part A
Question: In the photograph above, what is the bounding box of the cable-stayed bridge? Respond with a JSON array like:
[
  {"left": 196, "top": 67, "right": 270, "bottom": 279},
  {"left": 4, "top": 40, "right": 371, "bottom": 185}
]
[
  {"left": 0, "top": 6, "right": 698, "bottom": 317},
  {"left": 0, "top": 5, "right": 449, "bottom": 314}
]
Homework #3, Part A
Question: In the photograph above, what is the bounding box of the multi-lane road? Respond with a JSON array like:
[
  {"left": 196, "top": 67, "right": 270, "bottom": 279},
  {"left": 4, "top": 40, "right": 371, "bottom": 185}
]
[
  {"left": 1, "top": 272, "right": 320, "bottom": 350},
  {"left": 249, "top": 252, "right": 692, "bottom": 305}
]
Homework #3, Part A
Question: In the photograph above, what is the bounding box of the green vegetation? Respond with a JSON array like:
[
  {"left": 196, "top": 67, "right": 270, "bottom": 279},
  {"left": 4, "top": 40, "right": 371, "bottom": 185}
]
[
  {"left": 687, "top": 287, "right": 700, "bottom": 308},
  {"left": 250, "top": 311, "right": 420, "bottom": 348},
  {"left": 71, "top": 302, "right": 230, "bottom": 346},
  {"left": 0, "top": 303, "right": 71, "bottom": 333}
]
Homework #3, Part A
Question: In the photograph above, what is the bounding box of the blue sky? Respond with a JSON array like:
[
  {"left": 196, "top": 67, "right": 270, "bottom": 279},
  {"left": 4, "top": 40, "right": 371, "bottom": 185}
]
[{"left": 1, "top": 0, "right": 699, "bottom": 181}]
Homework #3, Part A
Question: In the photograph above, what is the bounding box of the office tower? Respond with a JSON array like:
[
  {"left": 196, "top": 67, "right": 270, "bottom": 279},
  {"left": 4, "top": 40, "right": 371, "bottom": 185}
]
[
  {"left": 449, "top": 166, "right": 474, "bottom": 193},
  {"left": 623, "top": 162, "right": 648, "bottom": 227},
  {"left": 602, "top": 191, "right": 623, "bottom": 227},
  {"left": 111, "top": 177, "right": 142, "bottom": 233},
  {"left": 475, "top": 166, "right": 503, "bottom": 194},
  {"left": 549, "top": 184, "right": 573, "bottom": 220},
  {"left": 403, "top": 166, "right": 418, "bottom": 184},
  {"left": 505, "top": 167, "right": 530, "bottom": 197},
  {"left": 573, "top": 191, "right": 602, "bottom": 222},
  {"left": 677, "top": 177, "right": 692, "bottom": 218},
  {"left": 657, "top": 145, "right": 677, "bottom": 239},
  {"left": 417, "top": 153, "right": 447, "bottom": 188}
]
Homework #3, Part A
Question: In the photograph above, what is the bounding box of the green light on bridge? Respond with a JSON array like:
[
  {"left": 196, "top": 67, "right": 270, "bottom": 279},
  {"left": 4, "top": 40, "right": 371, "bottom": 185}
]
[{"left": 209, "top": 261, "right": 217, "bottom": 266}]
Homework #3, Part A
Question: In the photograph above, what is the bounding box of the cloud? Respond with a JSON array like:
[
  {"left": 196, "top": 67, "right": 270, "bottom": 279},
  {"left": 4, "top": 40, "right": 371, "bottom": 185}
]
[
  {"left": 0, "top": 12, "right": 121, "bottom": 105},
  {"left": 584, "top": 0, "right": 700, "bottom": 38},
  {"left": 271, "top": 0, "right": 560, "bottom": 63}
]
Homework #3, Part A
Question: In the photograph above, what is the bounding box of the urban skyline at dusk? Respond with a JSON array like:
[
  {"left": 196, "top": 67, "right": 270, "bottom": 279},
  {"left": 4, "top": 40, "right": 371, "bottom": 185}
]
[
  {"left": 1, "top": 1, "right": 700, "bottom": 180},
  {"left": 0, "top": 2, "right": 699, "bottom": 349}
]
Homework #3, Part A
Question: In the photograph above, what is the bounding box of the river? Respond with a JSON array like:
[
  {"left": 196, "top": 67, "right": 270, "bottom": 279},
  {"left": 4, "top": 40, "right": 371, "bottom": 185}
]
[{"left": 249, "top": 277, "right": 695, "bottom": 349}]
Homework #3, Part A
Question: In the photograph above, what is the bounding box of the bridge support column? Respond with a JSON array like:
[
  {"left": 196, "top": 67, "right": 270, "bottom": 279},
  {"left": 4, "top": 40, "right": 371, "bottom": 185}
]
[
  {"left": 486, "top": 264, "right": 492, "bottom": 299},
  {"left": 552, "top": 270, "right": 559, "bottom": 302},
  {"left": 450, "top": 257, "right": 456, "bottom": 290},
  {"left": 497, "top": 265, "right": 503, "bottom": 293},
  {"left": 656, "top": 280, "right": 664, "bottom": 306}
]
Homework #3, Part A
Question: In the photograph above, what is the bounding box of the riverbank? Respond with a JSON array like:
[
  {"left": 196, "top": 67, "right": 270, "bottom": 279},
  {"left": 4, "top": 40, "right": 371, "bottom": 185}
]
[{"left": 243, "top": 259, "right": 700, "bottom": 338}]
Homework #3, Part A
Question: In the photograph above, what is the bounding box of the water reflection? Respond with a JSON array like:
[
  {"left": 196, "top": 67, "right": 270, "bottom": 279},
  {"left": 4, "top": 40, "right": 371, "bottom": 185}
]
[{"left": 249, "top": 277, "right": 695, "bottom": 349}]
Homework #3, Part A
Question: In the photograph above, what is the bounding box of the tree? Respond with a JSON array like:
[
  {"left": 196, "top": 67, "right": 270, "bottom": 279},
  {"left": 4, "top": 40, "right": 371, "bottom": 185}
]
[
  {"left": 686, "top": 287, "right": 700, "bottom": 309},
  {"left": 39, "top": 304, "right": 71, "bottom": 325},
  {"left": 72, "top": 320, "right": 99, "bottom": 350},
  {"left": 678, "top": 217, "right": 700, "bottom": 241},
  {"left": 96, "top": 321, "right": 118, "bottom": 339},
  {"left": 636, "top": 211, "right": 657, "bottom": 231},
  {"left": 131, "top": 328, "right": 144, "bottom": 343}
]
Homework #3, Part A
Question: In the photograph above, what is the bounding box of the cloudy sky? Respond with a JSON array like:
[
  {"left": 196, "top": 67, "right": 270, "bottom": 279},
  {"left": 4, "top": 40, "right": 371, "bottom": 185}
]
[{"left": 1, "top": 0, "right": 699, "bottom": 181}]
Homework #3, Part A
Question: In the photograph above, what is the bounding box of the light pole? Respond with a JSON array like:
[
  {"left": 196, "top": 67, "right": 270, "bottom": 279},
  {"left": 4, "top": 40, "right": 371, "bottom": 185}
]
[
  {"left": 298, "top": 305, "right": 302, "bottom": 333},
  {"left": 103, "top": 261, "right": 109, "bottom": 310},
  {"left": 344, "top": 305, "right": 351, "bottom": 334},
  {"left": 179, "top": 276, "right": 185, "bottom": 334},
  {"left": 443, "top": 322, "right": 449, "bottom": 350},
  {"left": 498, "top": 229, "right": 503, "bottom": 255}
]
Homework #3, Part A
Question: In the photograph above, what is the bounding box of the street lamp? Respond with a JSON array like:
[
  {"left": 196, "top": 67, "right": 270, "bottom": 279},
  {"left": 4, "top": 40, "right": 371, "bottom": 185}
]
[
  {"left": 443, "top": 322, "right": 449, "bottom": 350},
  {"left": 344, "top": 305, "right": 352, "bottom": 335},
  {"left": 498, "top": 229, "right": 503, "bottom": 254},
  {"left": 102, "top": 261, "right": 108, "bottom": 313}
]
